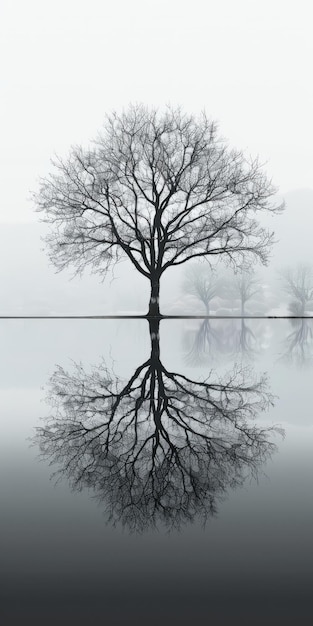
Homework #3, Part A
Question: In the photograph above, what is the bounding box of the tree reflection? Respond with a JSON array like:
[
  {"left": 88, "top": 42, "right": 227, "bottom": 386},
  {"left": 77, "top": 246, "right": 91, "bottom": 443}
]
[
  {"left": 280, "top": 318, "right": 313, "bottom": 366},
  {"left": 185, "top": 318, "right": 261, "bottom": 365},
  {"left": 184, "top": 319, "right": 221, "bottom": 364},
  {"left": 35, "top": 320, "right": 282, "bottom": 532},
  {"left": 230, "top": 319, "right": 257, "bottom": 359}
]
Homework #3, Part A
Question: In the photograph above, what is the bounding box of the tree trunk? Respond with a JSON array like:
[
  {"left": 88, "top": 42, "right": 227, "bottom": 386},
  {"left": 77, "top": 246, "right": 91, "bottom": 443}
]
[{"left": 147, "top": 275, "right": 161, "bottom": 316}]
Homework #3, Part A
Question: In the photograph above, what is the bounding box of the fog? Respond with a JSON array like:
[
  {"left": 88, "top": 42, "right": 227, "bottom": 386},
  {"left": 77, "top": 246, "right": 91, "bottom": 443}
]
[
  {"left": 1, "top": 1, "right": 313, "bottom": 313},
  {"left": 2, "top": 0, "right": 313, "bottom": 223},
  {"left": 0, "top": 188, "right": 312, "bottom": 315}
]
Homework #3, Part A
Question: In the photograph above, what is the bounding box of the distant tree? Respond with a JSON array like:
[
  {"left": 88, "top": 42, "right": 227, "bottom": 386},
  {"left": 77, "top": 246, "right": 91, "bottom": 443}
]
[
  {"left": 34, "top": 321, "right": 283, "bottom": 532},
  {"left": 182, "top": 263, "right": 220, "bottom": 314},
  {"left": 232, "top": 272, "right": 262, "bottom": 315},
  {"left": 280, "top": 264, "right": 313, "bottom": 315},
  {"left": 34, "top": 105, "right": 283, "bottom": 316},
  {"left": 218, "top": 270, "right": 259, "bottom": 311}
]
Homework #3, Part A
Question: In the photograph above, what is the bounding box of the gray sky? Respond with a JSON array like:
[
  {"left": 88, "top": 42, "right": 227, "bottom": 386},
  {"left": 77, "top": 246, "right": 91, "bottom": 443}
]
[{"left": 1, "top": 0, "right": 312, "bottom": 223}]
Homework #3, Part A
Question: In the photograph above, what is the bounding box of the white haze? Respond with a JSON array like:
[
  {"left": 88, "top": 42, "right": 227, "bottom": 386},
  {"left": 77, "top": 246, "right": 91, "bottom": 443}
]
[
  {"left": 0, "top": 190, "right": 312, "bottom": 315},
  {"left": 1, "top": 0, "right": 313, "bottom": 313}
]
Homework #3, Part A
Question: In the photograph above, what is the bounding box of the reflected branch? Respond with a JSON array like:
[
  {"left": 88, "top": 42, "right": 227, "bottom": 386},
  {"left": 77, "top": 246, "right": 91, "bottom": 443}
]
[{"left": 35, "top": 320, "right": 283, "bottom": 532}]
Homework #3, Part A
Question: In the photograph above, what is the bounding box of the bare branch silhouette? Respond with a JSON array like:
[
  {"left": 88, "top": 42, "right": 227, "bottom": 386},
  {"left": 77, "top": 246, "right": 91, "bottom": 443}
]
[{"left": 34, "top": 105, "right": 283, "bottom": 315}]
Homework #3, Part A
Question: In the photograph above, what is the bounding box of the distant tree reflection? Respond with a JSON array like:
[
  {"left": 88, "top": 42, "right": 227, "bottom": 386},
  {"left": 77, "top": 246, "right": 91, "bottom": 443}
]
[
  {"left": 35, "top": 320, "right": 283, "bottom": 532},
  {"left": 185, "top": 318, "right": 264, "bottom": 365},
  {"left": 230, "top": 319, "right": 257, "bottom": 359},
  {"left": 280, "top": 318, "right": 313, "bottom": 366},
  {"left": 184, "top": 319, "right": 221, "bottom": 364}
]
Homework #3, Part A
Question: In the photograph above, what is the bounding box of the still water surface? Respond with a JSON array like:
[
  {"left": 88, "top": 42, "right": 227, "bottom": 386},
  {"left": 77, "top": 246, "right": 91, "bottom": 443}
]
[{"left": 1, "top": 319, "right": 313, "bottom": 624}]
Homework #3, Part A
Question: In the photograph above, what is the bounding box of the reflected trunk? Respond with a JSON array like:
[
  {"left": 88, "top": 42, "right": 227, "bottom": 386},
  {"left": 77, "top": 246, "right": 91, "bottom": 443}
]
[{"left": 149, "top": 318, "right": 161, "bottom": 361}]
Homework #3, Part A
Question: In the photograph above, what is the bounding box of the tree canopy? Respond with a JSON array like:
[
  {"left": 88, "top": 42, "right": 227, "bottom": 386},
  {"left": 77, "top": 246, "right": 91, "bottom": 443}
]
[
  {"left": 280, "top": 264, "right": 313, "bottom": 315},
  {"left": 34, "top": 104, "right": 283, "bottom": 315}
]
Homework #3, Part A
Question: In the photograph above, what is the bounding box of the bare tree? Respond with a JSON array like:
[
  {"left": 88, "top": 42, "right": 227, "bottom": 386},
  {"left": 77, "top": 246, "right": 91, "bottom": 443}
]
[
  {"left": 237, "top": 273, "right": 262, "bottom": 315},
  {"left": 182, "top": 263, "right": 220, "bottom": 314},
  {"left": 222, "top": 271, "right": 262, "bottom": 316},
  {"left": 34, "top": 105, "right": 283, "bottom": 316},
  {"left": 34, "top": 320, "right": 283, "bottom": 532},
  {"left": 280, "top": 264, "right": 313, "bottom": 315}
]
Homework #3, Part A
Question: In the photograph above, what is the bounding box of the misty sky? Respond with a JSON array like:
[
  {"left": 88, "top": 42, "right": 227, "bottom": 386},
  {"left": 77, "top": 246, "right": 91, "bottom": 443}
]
[{"left": 1, "top": 0, "right": 312, "bottom": 224}]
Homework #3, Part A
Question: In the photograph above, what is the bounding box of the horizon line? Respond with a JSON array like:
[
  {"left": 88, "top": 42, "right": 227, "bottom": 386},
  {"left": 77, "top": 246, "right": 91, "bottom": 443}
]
[{"left": 0, "top": 315, "right": 312, "bottom": 320}]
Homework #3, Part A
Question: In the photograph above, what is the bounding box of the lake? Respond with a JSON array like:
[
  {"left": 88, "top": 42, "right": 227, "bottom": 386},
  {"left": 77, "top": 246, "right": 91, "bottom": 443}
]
[{"left": 1, "top": 318, "right": 313, "bottom": 625}]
